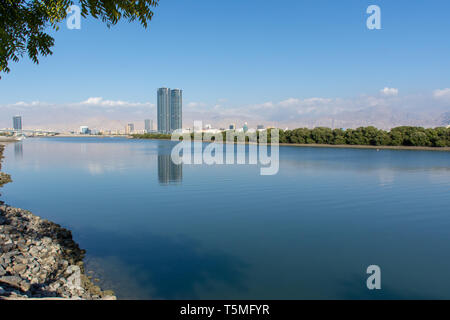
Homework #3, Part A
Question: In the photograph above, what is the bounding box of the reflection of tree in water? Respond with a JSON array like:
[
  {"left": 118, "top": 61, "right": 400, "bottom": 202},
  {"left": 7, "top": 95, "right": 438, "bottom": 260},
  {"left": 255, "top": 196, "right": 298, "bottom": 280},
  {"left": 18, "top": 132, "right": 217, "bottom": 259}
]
[{"left": 158, "top": 153, "right": 182, "bottom": 185}]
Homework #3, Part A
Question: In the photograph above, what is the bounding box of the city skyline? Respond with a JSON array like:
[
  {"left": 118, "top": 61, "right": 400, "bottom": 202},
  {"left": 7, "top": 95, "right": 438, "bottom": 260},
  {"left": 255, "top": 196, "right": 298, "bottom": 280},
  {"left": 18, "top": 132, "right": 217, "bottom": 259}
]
[{"left": 2, "top": 89, "right": 448, "bottom": 132}]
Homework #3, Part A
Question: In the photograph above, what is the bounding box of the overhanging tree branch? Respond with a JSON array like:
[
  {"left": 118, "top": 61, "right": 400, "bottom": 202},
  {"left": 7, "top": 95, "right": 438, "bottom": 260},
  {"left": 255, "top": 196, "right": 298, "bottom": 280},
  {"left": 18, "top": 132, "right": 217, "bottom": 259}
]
[{"left": 0, "top": 0, "right": 159, "bottom": 76}]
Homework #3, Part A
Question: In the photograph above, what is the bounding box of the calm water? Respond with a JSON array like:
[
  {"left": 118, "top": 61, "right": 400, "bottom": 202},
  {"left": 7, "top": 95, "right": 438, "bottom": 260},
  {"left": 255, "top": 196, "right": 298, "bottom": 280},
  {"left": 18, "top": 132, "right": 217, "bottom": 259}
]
[{"left": 2, "top": 137, "right": 450, "bottom": 299}]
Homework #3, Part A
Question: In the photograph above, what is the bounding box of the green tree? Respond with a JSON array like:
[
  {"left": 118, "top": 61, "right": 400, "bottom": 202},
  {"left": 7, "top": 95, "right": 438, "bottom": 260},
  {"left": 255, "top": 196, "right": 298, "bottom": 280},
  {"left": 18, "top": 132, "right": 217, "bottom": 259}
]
[
  {"left": 344, "top": 128, "right": 368, "bottom": 145},
  {"left": 311, "top": 127, "right": 333, "bottom": 144},
  {"left": 1, "top": 0, "right": 159, "bottom": 75},
  {"left": 290, "top": 128, "right": 310, "bottom": 144},
  {"left": 278, "top": 129, "right": 288, "bottom": 143},
  {"left": 131, "top": 126, "right": 450, "bottom": 148},
  {"left": 389, "top": 130, "right": 403, "bottom": 146},
  {"left": 332, "top": 129, "right": 346, "bottom": 145}
]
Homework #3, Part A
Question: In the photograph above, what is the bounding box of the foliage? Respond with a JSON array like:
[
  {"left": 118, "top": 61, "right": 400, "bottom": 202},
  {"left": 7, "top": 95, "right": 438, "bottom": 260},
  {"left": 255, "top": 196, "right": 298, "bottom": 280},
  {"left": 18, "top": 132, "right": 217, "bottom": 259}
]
[
  {"left": 131, "top": 133, "right": 171, "bottom": 140},
  {"left": 0, "top": 0, "right": 159, "bottom": 75},
  {"left": 133, "top": 126, "right": 450, "bottom": 147},
  {"left": 280, "top": 126, "right": 450, "bottom": 147}
]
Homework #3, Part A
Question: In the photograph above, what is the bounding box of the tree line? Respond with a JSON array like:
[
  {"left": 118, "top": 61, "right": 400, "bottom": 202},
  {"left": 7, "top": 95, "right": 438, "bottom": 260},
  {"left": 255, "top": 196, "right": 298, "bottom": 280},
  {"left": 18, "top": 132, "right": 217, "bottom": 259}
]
[
  {"left": 280, "top": 126, "right": 450, "bottom": 147},
  {"left": 132, "top": 126, "right": 450, "bottom": 147}
]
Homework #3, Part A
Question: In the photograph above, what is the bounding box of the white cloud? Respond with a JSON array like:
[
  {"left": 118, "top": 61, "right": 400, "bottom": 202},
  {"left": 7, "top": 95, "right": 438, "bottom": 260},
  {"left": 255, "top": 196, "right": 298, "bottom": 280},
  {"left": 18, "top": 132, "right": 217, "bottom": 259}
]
[
  {"left": 380, "top": 87, "right": 399, "bottom": 96},
  {"left": 433, "top": 88, "right": 450, "bottom": 100},
  {"left": 278, "top": 98, "right": 301, "bottom": 107},
  {"left": 81, "top": 97, "right": 103, "bottom": 105},
  {"left": 186, "top": 102, "right": 207, "bottom": 108},
  {"left": 8, "top": 101, "right": 48, "bottom": 107},
  {"left": 79, "top": 97, "right": 152, "bottom": 107}
]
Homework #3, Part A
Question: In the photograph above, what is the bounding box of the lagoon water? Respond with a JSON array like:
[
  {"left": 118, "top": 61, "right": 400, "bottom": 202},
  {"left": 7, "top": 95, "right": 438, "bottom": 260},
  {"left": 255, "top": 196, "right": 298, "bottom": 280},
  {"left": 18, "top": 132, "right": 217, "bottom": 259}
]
[{"left": 2, "top": 137, "right": 450, "bottom": 299}]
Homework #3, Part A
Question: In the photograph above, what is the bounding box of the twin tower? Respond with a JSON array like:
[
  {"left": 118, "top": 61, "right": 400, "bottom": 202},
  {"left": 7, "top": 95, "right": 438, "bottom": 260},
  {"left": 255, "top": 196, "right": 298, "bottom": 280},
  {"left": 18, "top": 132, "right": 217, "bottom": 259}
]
[{"left": 157, "top": 88, "right": 182, "bottom": 134}]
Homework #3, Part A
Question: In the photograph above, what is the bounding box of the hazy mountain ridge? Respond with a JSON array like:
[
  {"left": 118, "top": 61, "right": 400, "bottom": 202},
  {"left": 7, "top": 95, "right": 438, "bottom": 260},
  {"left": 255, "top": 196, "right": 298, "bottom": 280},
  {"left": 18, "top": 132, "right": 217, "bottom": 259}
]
[{"left": 1, "top": 97, "right": 449, "bottom": 131}]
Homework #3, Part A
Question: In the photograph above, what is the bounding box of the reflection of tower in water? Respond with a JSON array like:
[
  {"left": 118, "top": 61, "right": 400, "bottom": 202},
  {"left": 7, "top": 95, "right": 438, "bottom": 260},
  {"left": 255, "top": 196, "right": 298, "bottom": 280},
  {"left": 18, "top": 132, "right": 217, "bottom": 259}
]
[{"left": 158, "top": 154, "right": 182, "bottom": 184}]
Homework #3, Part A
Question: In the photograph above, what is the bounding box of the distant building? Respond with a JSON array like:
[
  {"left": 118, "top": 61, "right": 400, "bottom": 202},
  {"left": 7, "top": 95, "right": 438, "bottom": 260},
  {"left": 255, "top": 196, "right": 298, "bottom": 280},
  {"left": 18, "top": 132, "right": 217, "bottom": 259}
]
[
  {"left": 205, "top": 124, "right": 212, "bottom": 130},
  {"left": 144, "top": 119, "right": 153, "bottom": 133},
  {"left": 13, "top": 116, "right": 22, "bottom": 130},
  {"left": 157, "top": 87, "right": 182, "bottom": 133},
  {"left": 79, "top": 126, "right": 90, "bottom": 134},
  {"left": 229, "top": 124, "right": 236, "bottom": 130},
  {"left": 126, "top": 123, "right": 135, "bottom": 134},
  {"left": 243, "top": 122, "right": 248, "bottom": 132},
  {"left": 257, "top": 124, "right": 265, "bottom": 130},
  {"left": 193, "top": 123, "right": 202, "bottom": 132}
]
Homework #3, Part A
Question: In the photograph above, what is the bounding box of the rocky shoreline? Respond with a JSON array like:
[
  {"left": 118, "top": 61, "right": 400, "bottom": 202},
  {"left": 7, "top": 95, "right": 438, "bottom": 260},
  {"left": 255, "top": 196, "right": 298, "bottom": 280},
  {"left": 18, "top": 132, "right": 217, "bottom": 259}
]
[{"left": 0, "top": 144, "right": 116, "bottom": 300}]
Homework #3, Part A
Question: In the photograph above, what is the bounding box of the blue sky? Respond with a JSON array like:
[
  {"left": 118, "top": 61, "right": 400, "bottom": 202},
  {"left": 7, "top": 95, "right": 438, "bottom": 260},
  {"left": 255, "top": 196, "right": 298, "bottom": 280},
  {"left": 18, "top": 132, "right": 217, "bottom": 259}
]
[{"left": 1, "top": 0, "right": 450, "bottom": 130}]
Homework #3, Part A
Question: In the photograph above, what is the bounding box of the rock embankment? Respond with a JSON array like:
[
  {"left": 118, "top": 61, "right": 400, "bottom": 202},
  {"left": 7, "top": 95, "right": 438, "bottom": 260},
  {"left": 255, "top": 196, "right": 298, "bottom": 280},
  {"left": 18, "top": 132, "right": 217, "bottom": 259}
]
[
  {"left": 0, "top": 144, "right": 115, "bottom": 299},
  {"left": 0, "top": 205, "right": 116, "bottom": 300}
]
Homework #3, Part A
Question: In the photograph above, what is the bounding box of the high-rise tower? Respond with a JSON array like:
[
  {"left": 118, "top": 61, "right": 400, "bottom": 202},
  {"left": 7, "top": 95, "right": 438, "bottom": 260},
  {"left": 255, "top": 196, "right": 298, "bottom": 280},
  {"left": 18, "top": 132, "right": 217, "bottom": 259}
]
[
  {"left": 157, "top": 88, "right": 170, "bottom": 134},
  {"left": 13, "top": 116, "right": 22, "bottom": 130},
  {"left": 157, "top": 87, "right": 182, "bottom": 133},
  {"left": 170, "top": 89, "right": 182, "bottom": 132}
]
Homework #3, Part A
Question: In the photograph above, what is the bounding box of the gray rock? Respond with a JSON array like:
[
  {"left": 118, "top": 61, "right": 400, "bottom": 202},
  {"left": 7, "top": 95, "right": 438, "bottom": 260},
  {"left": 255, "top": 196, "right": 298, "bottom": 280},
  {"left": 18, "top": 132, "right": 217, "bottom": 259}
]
[
  {"left": 66, "top": 265, "right": 80, "bottom": 275},
  {"left": 49, "top": 282, "right": 60, "bottom": 291},
  {"left": 0, "top": 275, "right": 22, "bottom": 289},
  {"left": 13, "top": 264, "right": 27, "bottom": 273},
  {"left": 0, "top": 203, "right": 116, "bottom": 300},
  {"left": 3, "top": 250, "right": 19, "bottom": 261},
  {"left": 67, "top": 270, "right": 81, "bottom": 289},
  {"left": 1, "top": 243, "right": 15, "bottom": 252}
]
